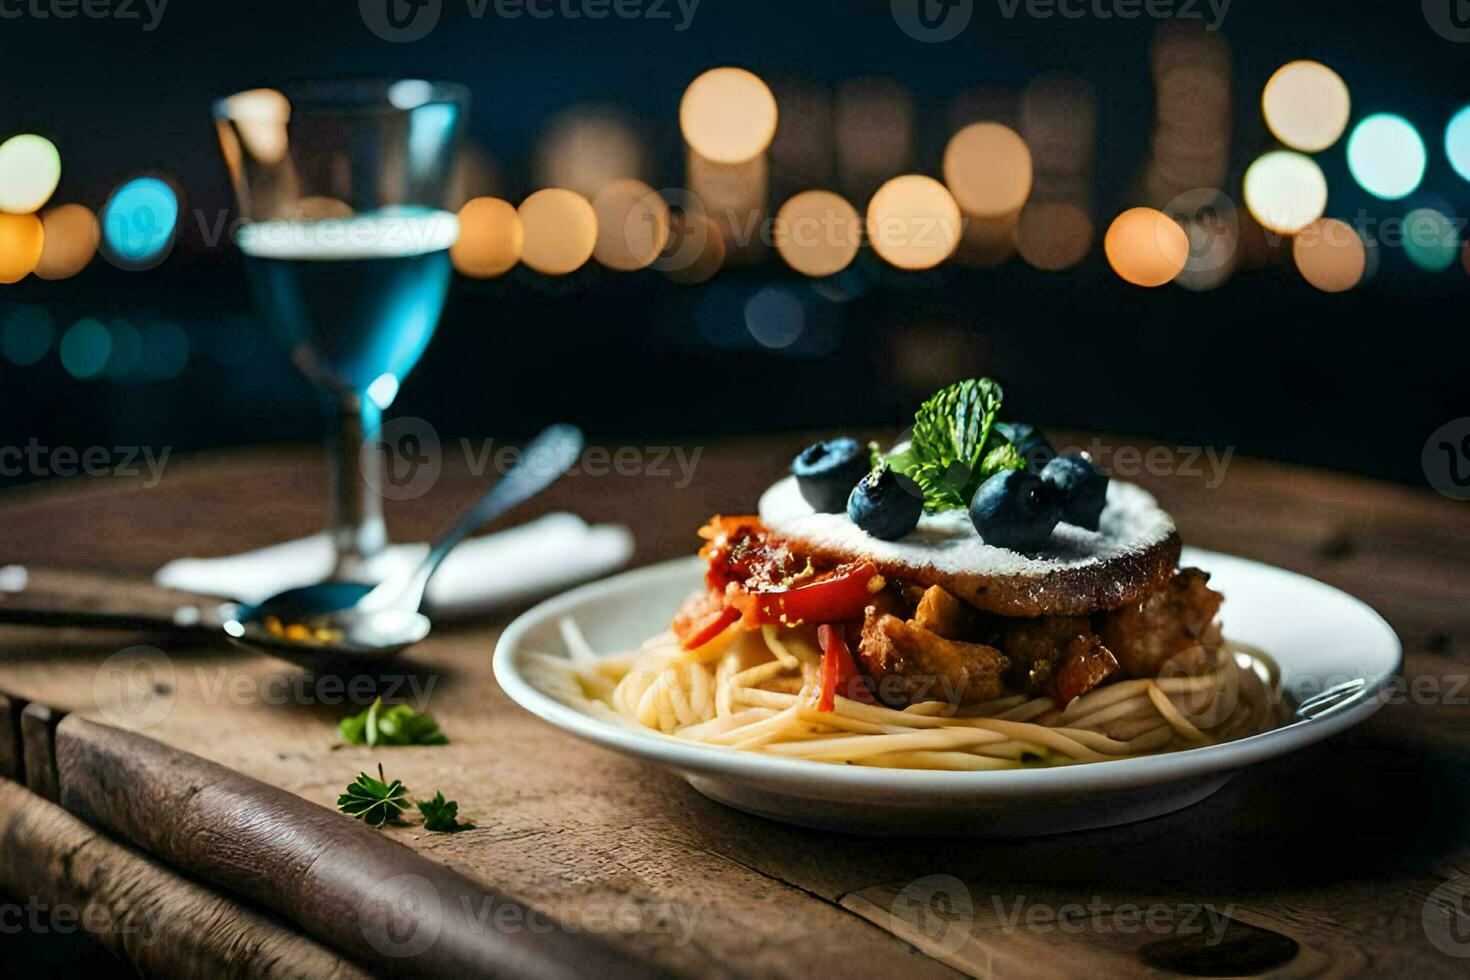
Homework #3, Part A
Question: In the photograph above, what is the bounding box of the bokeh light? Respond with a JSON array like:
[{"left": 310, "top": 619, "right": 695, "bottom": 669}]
[
  {"left": 0, "top": 134, "right": 61, "bottom": 214},
  {"left": 105, "top": 319, "right": 143, "bottom": 378},
  {"left": 0, "top": 305, "right": 55, "bottom": 365},
  {"left": 535, "top": 107, "right": 644, "bottom": 201},
  {"left": 35, "top": 204, "right": 99, "bottom": 280},
  {"left": 774, "top": 190, "right": 861, "bottom": 277},
  {"left": 656, "top": 210, "right": 725, "bottom": 284},
  {"left": 517, "top": 189, "right": 597, "bottom": 275},
  {"left": 836, "top": 78, "right": 913, "bottom": 203},
  {"left": 0, "top": 213, "right": 45, "bottom": 283},
  {"left": 1292, "top": 218, "right": 1365, "bottom": 292},
  {"left": 1402, "top": 207, "right": 1458, "bottom": 272},
  {"left": 1243, "top": 151, "right": 1327, "bottom": 234},
  {"left": 744, "top": 286, "right": 805, "bottom": 349},
  {"left": 1016, "top": 202, "right": 1092, "bottom": 271},
  {"left": 1347, "top": 114, "right": 1426, "bottom": 200},
  {"left": 217, "top": 88, "right": 290, "bottom": 166},
  {"left": 100, "top": 176, "right": 179, "bottom": 269},
  {"left": 865, "top": 175, "right": 961, "bottom": 271},
  {"left": 679, "top": 67, "right": 778, "bottom": 164},
  {"left": 942, "top": 123, "right": 1033, "bottom": 218},
  {"left": 1104, "top": 207, "right": 1188, "bottom": 287},
  {"left": 59, "top": 318, "right": 111, "bottom": 379},
  {"left": 449, "top": 197, "right": 522, "bottom": 278},
  {"left": 1261, "top": 61, "right": 1351, "bottom": 152},
  {"left": 686, "top": 151, "right": 768, "bottom": 264},
  {"left": 592, "top": 179, "right": 669, "bottom": 271},
  {"left": 1445, "top": 106, "right": 1470, "bottom": 182}
]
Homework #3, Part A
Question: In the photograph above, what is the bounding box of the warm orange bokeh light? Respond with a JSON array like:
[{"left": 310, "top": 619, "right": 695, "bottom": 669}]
[
  {"left": 866, "top": 175, "right": 961, "bottom": 271},
  {"left": 943, "top": 123, "right": 1033, "bottom": 218},
  {"left": 1292, "top": 217, "right": 1365, "bottom": 293},
  {"left": 1104, "top": 207, "right": 1188, "bottom": 287},
  {"left": 774, "top": 190, "right": 861, "bottom": 277},
  {"left": 34, "top": 204, "right": 99, "bottom": 280},
  {"left": 535, "top": 109, "right": 644, "bottom": 201},
  {"left": 1016, "top": 202, "right": 1092, "bottom": 271},
  {"left": 451, "top": 197, "right": 523, "bottom": 278},
  {"left": 679, "top": 67, "right": 778, "bottom": 164},
  {"left": 517, "top": 189, "right": 596, "bottom": 276},
  {"left": 592, "top": 179, "right": 669, "bottom": 272},
  {"left": 0, "top": 212, "right": 45, "bottom": 283}
]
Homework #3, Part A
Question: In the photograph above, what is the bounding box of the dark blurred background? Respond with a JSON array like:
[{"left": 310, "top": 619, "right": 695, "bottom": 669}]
[{"left": 0, "top": 0, "right": 1464, "bottom": 489}]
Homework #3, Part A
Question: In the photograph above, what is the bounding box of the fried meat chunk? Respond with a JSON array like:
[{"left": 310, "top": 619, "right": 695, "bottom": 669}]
[
  {"left": 857, "top": 607, "right": 1010, "bottom": 706},
  {"left": 1096, "top": 567, "right": 1224, "bottom": 678}
]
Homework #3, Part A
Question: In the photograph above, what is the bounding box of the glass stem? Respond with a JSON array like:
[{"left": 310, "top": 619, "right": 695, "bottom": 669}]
[{"left": 327, "top": 392, "right": 387, "bottom": 581}]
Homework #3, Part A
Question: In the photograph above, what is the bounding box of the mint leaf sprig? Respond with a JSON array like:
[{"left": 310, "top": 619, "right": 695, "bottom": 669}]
[
  {"left": 336, "top": 764, "right": 474, "bottom": 834},
  {"left": 339, "top": 697, "right": 448, "bottom": 747},
  {"left": 884, "top": 378, "right": 1026, "bottom": 512}
]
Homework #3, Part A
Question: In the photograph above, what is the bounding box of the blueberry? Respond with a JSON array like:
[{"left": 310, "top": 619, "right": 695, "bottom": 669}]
[
  {"left": 968, "top": 469, "right": 1062, "bottom": 551},
  {"left": 847, "top": 466, "right": 923, "bottom": 540},
  {"left": 791, "top": 438, "right": 871, "bottom": 513},
  {"left": 995, "top": 422, "right": 1056, "bottom": 472},
  {"left": 1040, "top": 453, "right": 1109, "bottom": 530}
]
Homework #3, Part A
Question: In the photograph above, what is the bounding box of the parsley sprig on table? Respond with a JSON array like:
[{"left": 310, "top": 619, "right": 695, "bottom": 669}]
[
  {"left": 417, "top": 792, "right": 476, "bottom": 833},
  {"left": 336, "top": 765, "right": 474, "bottom": 834},
  {"left": 338, "top": 698, "right": 448, "bottom": 747},
  {"left": 883, "top": 378, "right": 1026, "bottom": 511},
  {"left": 337, "top": 765, "right": 411, "bottom": 826}
]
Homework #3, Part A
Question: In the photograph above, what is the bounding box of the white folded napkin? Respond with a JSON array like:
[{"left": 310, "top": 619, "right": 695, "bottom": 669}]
[{"left": 154, "top": 512, "right": 634, "bottom": 616}]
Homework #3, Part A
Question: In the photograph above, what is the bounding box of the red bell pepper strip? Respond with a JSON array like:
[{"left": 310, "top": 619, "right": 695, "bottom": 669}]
[
  {"left": 814, "top": 624, "right": 872, "bottom": 711},
  {"left": 678, "top": 605, "right": 741, "bottom": 651},
  {"left": 731, "top": 561, "right": 883, "bottom": 628}
]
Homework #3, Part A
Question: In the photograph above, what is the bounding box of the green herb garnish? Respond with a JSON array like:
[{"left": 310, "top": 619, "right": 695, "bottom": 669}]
[
  {"left": 416, "top": 791, "right": 475, "bottom": 833},
  {"left": 337, "top": 765, "right": 411, "bottom": 826},
  {"left": 885, "top": 378, "right": 1025, "bottom": 511},
  {"left": 336, "top": 766, "right": 474, "bottom": 833},
  {"left": 339, "top": 698, "right": 448, "bottom": 747}
]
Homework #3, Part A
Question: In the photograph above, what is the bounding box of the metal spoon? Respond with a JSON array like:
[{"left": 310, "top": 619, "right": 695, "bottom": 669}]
[
  {"left": 0, "top": 424, "right": 583, "bottom": 665},
  {"left": 220, "top": 423, "right": 583, "bottom": 660}
]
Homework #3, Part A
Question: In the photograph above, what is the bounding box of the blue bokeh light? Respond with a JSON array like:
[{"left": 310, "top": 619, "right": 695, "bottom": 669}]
[
  {"left": 100, "top": 177, "right": 179, "bottom": 269},
  {"left": 1446, "top": 106, "right": 1470, "bottom": 182},
  {"left": 0, "top": 305, "right": 56, "bottom": 366},
  {"left": 60, "top": 318, "right": 112, "bottom": 379},
  {"left": 1347, "top": 114, "right": 1426, "bottom": 200}
]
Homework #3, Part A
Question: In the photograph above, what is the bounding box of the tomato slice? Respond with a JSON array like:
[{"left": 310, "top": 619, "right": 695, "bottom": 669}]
[{"left": 814, "top": 623, "right": 873, "bottom": 711}]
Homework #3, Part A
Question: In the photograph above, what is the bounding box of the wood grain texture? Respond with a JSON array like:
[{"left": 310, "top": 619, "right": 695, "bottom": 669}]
[
  {"left": 0, "top": 436, "right": 1466, "bottom": 977},
  {"left": 0, "top": 779, "right": 369, "bottom": 979}
]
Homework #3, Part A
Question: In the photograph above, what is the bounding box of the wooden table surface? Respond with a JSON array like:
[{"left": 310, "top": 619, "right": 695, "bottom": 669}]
[{"left": 1, "top": 434, "right": 1468, "bottom": 978}]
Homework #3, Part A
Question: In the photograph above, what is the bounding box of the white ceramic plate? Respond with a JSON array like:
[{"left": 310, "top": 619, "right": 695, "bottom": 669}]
[{"left": 494, "top": 548, "right": 1400, "bottom": 836}]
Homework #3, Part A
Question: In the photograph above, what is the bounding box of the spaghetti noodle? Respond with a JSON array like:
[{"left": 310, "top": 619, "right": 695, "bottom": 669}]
[{"left": 526, "top": 619, "right": 1285, "bottom": 771}]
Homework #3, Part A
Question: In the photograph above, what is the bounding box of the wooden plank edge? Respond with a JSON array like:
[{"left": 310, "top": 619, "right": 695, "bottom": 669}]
[{"left": 0, "top": 778, "right": 369, "bottom": 979}]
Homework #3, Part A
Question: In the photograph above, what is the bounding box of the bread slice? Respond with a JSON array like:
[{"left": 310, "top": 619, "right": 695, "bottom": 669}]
[{"left": 757, "top": 476, "right": 1181, "bottom": 618}]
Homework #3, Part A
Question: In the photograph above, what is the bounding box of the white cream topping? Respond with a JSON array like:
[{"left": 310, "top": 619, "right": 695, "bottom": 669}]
[{"left": 757, "top": 476, "right": 1175, "bottom": 578}]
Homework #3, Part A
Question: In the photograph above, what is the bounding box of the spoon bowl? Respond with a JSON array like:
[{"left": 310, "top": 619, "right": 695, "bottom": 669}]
[{"left": 222, "top": 423, "right": 583, "bottom": 662}]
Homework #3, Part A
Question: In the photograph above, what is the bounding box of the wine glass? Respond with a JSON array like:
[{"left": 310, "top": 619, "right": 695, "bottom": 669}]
[{"left": 212, "top": 79, "right": 467, "bottom": 581}]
